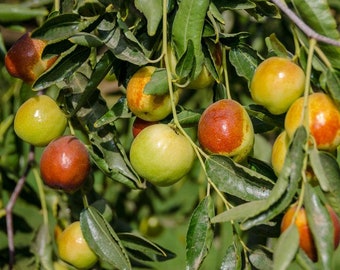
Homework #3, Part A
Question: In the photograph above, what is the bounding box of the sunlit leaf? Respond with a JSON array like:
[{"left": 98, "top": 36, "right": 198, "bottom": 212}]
[{"left": 186, "top": 196, "right": 215, "bottom": 270}]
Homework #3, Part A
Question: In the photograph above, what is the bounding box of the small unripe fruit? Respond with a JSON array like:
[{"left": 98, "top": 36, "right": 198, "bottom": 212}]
[
  {"left": 5, "top": 32, "right": 57, "bottom": 83},
  {"left": 281, "top": 204, "right": 340, "bottom": 261},
  {"left": 197, "top": 99, "right": 254, "bottom": 162},
  {"left": 40, "top": 135, "right": 91, "bottom": 192},
  {"left": 285, "top": 92, "right": 340, "bottom": 151},
  {"left": 250, "top": 57, "right": 305, "bottom": 115},
  {"left": 126, "top": 66, "right": 179, "bottom": 121},
  {"left": 57, "top": 221, "right": 98, "bottom": 269},
  {"left": 14, "top": 95, "right": 67, "bottom": 147}
]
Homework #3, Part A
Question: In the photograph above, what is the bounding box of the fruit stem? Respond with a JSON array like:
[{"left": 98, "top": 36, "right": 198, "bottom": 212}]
[
  {"left": 33, "top": 167, "right": 49, "bottom": 226},
  {"left": 162, "top": 0, "right": 180, "bottom": 126},
  {"left": 81, "top": 189, "right": 89, "bottom": 208},
  {"left": 301, "top": 39, "right": 316, "bottom": 134},
  {"left": 222, "top": 46, "right": 232, "bottom": 99}
]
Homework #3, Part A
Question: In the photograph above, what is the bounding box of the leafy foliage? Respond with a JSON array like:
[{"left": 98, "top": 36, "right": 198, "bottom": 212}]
[{"left": 1, "top": 0, "right": 340, "bottom": 269}]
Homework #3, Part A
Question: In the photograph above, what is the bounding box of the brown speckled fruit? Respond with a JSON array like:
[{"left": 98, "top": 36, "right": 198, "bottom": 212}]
[
  {"left": 5, "top": 32, "right": 57, "bottom": 83},
  {"left": 40, "top": 135, "right": 91, "bottom": 192},
  {"left": 198, "top": 99, "right": 254, "bottom": 162}
]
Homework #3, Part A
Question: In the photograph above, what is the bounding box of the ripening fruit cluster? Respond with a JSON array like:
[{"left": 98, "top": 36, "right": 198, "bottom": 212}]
[
  {"left": 6, "top": 33, "right": 96, "bottom": 268},
  {"left": 250, "top": 57, "right": 340, "bottom": 262}
]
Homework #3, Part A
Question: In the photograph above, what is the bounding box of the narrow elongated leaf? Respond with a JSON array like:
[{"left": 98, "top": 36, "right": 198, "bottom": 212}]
[
  {"left": 63, "top": 88, "right": 144, "bottom": 189},
  {"left": 143, "top": 68, "right": 169, "bottom": 95},
  {"left": 32, "top": 13, "right": 98, "bottom": 40},
  {"left": 97, "top": 14, "right": 149, "bottom": 65},
  {"left": 220, "top": 235, "right": 244, "bottom": 270},
  {"left": 135, "top": 0, "right": 162, "bottom": 36},
  {"left": 292, "top": 0, "right": 340, "bottom": 69},
  {"left": 304, "top": 184, "right": 334, "bottom": 269},
  {"left": 172, "top": 0, "right": 209, "bottom": 77},
  {"left": 33, "top": 45, "right": 91, "bottom": 90},
  {"left": 118, "top": 233, "right": 175, "bottom": 262},
  {"left": 206, "top": 155, "right": 272, "bottom": 202},
  {"left": 212, "top": 126, "right": 306, "bottom": 228},
  {"left": 186, "top": 196, "right": 215, "bottom": 270},
  {"left": 325, "top": 69, "right": 340, "bottom": 105},
  {"left": 249, "top": 248, "right": 272, "bottom": 270},
  {"left": 229, "top": 44, "right": 261, "bottom": 83},
  {"left": 273, "top": 225, "right": 299, "bottom": 270},
  {"left": 80, "top": 206, "right": 131, "bottom": 270},
  {"left": 0, "top": 4, "right": 48, "bottom": 22}
]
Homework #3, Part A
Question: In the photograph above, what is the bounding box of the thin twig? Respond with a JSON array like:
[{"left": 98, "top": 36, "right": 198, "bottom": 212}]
[
  {"left": 271, "top": 0, "right": 340, "bottom": 47},
  {"left": 5, "top": 145, "right": 35, "bottom": 269}
]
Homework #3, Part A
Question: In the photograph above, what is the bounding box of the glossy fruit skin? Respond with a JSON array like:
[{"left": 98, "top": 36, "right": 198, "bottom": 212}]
[
  {"left": 130, "top": 124, "right": 195, "bottom": 186},
  {"left": 250, "top": 57, "right": 305, "bottom": 115},
  {"left": 271, "top": 131, "right": 290, "bottom": 176},
  {"left": 132, "top": 117, "right": 158, "bottom": 138},
  {"left": 197, "top": 99, "right": 254, "bottom": 162},
  {"left": 14, "top": 95, "right": 67, "bottom": 147},
  {"left": 285, "top": 92, "right": 340, "bottom": 151},
  {"left": 281, "top": 204, "right": 340, "bottom": 261},
  {"left": 40, "top": 135, "right": 91, "bottom": 193},
  {"left": 5, "top": 32, "right": 57, "bottom": 84},
  {"left": 57, "top": 221, "right": 98, "bottom": 269},
  {"left": 126, "top": 66, "right": 179, "bottom": 121}
]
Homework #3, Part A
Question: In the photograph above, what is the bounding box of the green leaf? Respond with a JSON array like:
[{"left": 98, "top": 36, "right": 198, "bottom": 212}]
[
  {"left": 273, "top": 225, "right": 299, "bottom": 270},
  {"left": 135, "top": 0, "right": 162, "bottom": 36},
  {"left": 32, "top": 13, "right": 98, "bottom": 41},
  {"left": 80, "top": 206, "right": 132, "bottom": 270},
  {"left": 97, "top": 13, "right": 149, "bottom": 65},
  {"left": 70, "top": 50, "right": 116, "bottom": 117},
  {"left": 118, "top": 233, "right": 176, "bottom": 262},
  {"left": 0, "top": 4, "right": 48, "bottom": 22},
  {"left": 94, "top": 97, "right": 131, "bottom": 128},
  {"left": 144, "top": 68, "right": 169, "bottom": 95},
  {"left": 30, "top": 224, "right": 54, "bottom": 270},
  {"left": 206, "top": 155, "right": 273, "bottom": 202},
  {"left": 69, "top": 32, "right": 104, "bottom": 47},
  {"left": 249, "top": 248, "right": 273, "bottom": 270},
  {"left": 220, "top": 237, "right": 243, "bottom": 270},
  {"left": 176, "top": 109, "right": 201, "bottom": 126},
  {"left": 229, "top": 44, "right": 261, "bottom": 83},
  {"left": 33, "top": 45, "right": 91, "bottom": 91},
  {"left": 63, "top": 88, "right": 144, "bottom": 189},
  {"left": 171, "top": 0, "right": 209, "bottom": 78},
  {"left": 186, "top": 196, "right": 215, "bottom": 270},
  {"left": 292, "top": 0, "right": 340, "bottom": 69},
  {"left": 325, "top": 69, "right": 340, "bottom": 105},
  {"left": 304, "top": 184, "right": 334, "bottom": 269},
  {"left": 175, "top": 40, "right": 196, "bottom": 81},
  {"left": 212, "top": 126, "right": 307, "bottom": 228}
]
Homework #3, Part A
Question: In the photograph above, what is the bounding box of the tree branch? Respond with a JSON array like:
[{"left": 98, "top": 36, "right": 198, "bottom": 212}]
[
  {"left": 5, "top": 145, "right": 35, "bottom": 270},
  {"left": 271, "top": 0, "right": 340, "bottom": 47}
]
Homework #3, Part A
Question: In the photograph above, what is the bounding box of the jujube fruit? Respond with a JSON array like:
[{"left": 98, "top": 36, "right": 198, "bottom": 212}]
[
  {"left": 285, "top": 92, "right": 340, "bottom": 151},
  {"left": 271, "top": 131, "right": 290, "bottom": 176},
  {"left": 197, "top": 99, "right": 254, "bottom": 162},
  {"left": 40, "top": 135, "right": 91, "bottom": 192},
  {"left": 14, "top": 95, "right": 67, "bottom": 147},
  {"left": 5, "top": 32, "right": 57, "bottom": 84},
  {"left": 132, "top": 117, "right": 158, "bottom": 138},
  {"left": 126, "top": 66, "right": 179, "bottom": 121},
  {"left": 130, "top": 124, "right": 195, "bottom": 186},
  {"left": 57, "top": 221, "right": 98, "bottom": 269},
  {"left": 281, "top": 204, "right": 340, "bottom": 261},
  {"left": 250, "top": 57, "right": 305, "bottom": 115}
]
